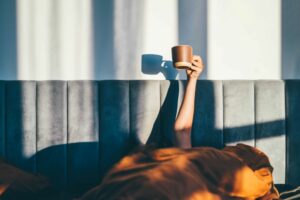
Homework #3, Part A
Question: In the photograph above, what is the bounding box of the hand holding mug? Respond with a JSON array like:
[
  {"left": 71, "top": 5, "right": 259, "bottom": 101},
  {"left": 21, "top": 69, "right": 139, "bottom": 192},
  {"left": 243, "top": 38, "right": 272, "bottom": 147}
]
[{"left": 186, "top": 55, "right": 204, "bottom": 80}]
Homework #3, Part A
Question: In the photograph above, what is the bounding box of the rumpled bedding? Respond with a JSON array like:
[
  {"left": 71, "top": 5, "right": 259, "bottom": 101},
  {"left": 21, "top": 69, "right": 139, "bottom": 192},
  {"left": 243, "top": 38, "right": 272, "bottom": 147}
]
[
  {"left": 81, "top": 144, "right": 280, "bottom": 200},
  {"left": 279, "top": 186, "right": 300, "bottom": 200},
  {"left": 0, "top": 157, "right": 58, "bottom": 200}
]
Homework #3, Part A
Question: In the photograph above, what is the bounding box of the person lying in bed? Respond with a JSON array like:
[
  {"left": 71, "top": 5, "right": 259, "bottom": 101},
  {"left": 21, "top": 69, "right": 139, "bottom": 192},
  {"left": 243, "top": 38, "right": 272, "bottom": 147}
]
[{"left": 81, "top": 56, "right": 280, "bottom": 200}]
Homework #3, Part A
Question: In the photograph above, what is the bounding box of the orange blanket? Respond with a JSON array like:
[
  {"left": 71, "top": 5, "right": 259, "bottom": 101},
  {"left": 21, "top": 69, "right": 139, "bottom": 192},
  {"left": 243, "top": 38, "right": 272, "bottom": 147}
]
[{"left": 81, "top": 144, "right": 279, "bottom": 200}]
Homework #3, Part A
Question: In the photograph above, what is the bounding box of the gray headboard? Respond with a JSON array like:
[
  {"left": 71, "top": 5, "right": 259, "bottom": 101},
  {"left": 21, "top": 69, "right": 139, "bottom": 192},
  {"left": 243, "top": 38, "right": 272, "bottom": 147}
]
[{"left": 0, "top": 80, "right": 300, "bottom": 193}]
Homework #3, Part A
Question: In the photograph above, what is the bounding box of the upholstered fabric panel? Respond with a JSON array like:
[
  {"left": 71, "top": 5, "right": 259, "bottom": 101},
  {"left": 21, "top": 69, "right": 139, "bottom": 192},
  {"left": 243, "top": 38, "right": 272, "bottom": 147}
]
[
  {"left": 223, "top": 81, "right": 255, "bottom": 146},
  {"left": 160, "top": 80, "right": 185, "bottom": 147},
  {"left": 192, "top": 80, "right": 223, "bottom": 148},
  {"left": 1, "top": 80, "right": 300, "bottom": 189},
  {"left": 255, "top": 81, "right": 286, "bottom": 184},
  {"left": 286, "top": 80, "right": 300, "bottom": 186},
  {"left": 6, "top": 81, "right": 36, "bottom": 172},
  {"left": 0, "top": 81, "right": 4, "bottom": 157},
  {"left": 68, "top": 81, "right": 99, "bottom": 192},
  {"left": 36, "top": 81, "right": 68, "bottom": 188},
  {"left": 99, "top": 81, "right": 131, "bottom": 178},
  {"left": 130, "top": 80, "right": 161, "bottom": 146}
]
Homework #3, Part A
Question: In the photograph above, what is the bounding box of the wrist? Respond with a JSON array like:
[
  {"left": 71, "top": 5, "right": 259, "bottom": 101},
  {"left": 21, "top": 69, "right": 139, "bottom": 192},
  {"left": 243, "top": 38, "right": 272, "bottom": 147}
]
[{"left": 187, "top": 77, "right": 198, "bottom": 83}]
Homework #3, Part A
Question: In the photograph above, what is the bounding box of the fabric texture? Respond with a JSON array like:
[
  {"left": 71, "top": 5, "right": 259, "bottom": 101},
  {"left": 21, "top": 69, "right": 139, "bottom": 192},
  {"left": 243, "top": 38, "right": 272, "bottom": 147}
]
[
  {"left": 0, "top": 157, "right": 58, "bottom": 200},
  {"left": 280, "top": 186, "right": 300, "bottom": 199},
  {"left": 80, "top": 144, "right": 279, "bottom": 200}
]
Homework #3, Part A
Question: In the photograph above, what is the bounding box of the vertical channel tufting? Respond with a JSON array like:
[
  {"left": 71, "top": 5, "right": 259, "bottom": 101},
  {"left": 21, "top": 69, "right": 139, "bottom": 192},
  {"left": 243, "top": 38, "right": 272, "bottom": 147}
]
[
  {"left": 285, "top": 80, "right": 300, "bottom": 186},
  {"left": 255, "top": 81, "right": 286, "bottom": 184},
  {"left": 223, "top": 81, "right": 255, "bottom": 146},
  {"left": 67, "top": 81, "right": 99, "bottom": 193},
  {"left": 130, "top": 80, "right": 161, "bottom": 146},
  {"left": 5, "top": 81, "right": 36, "bottom": 172},
  {"left": 160, "top": 80, "right": 184, "bottom": 147},
  {"left": 99, "top": 80, "right": 131, "bottom": 179},
  {"left": 36, "top": 81, "right": 67, "bottom": 188},
  {"left": 0, "top": 81, "right": 5, "bottom": 157},
  {"left": 192, "top": 80, "right": 223, "bottom": 148}
]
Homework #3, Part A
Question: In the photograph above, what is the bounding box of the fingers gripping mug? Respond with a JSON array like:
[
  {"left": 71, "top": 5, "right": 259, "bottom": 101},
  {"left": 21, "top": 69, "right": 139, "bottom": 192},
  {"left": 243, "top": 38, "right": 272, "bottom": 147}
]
[{"left": 171, "top": 45, "right": 193, "bottom": 69}]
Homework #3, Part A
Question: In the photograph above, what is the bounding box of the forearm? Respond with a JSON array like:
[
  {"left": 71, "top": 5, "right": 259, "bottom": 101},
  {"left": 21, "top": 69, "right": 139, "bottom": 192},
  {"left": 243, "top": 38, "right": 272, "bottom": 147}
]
[
  {"left": 174, "top": 78, "right": 197, "bottom": 130},
  {"left": 173, "top": 78, "right": 197, "bottom": 148}
]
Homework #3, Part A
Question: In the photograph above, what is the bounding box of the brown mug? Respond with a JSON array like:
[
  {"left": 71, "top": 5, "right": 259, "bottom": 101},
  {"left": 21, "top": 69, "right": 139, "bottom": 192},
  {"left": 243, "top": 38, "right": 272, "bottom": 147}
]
[{"left": 171, "top": 45, "right": 193, "bottom": 69}]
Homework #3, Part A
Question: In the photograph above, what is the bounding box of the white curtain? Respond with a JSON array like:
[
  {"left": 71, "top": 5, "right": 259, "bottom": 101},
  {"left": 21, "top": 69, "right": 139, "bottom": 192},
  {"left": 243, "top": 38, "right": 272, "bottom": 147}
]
[
  {"left": 17, "top": 0, "right": 94, "bottom": 80},
  {"left": 14, "top": 0, "right": 190, "bottom": 80},
  {"left": 2, "top": 0, "right": 294, "bottom": 80}
]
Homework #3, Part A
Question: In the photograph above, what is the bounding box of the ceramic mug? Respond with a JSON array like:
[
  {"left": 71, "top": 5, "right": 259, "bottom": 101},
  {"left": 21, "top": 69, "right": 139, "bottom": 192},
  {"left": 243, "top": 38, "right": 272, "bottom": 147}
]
[{"left": 171, "top": 45, "right": 193, "bottom": 69}]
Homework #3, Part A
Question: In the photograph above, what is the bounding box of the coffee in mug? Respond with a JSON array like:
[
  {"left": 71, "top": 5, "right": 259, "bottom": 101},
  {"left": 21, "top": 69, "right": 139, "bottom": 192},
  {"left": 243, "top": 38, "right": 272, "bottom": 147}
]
[{"left": 171, "top": 45, "right": 193, "bottom": 69}]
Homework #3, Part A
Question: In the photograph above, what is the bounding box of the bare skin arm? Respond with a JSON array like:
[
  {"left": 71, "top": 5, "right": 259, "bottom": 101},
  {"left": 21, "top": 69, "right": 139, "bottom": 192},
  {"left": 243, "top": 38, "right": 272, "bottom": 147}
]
[{"left": 173, "top": 55, "right": 204, "bottom": 149}]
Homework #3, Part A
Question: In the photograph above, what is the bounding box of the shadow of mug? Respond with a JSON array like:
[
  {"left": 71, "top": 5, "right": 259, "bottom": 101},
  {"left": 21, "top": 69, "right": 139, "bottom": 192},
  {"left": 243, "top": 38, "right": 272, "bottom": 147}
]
[{"left": 141, "top": 54, "right": 178, "bottom": 79}]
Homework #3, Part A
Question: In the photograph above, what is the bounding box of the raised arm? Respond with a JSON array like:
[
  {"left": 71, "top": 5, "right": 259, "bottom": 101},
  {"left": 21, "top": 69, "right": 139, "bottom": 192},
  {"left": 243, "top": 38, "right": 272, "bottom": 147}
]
[{"left": 173, "top": 55, "right": 204, "bottom": 149}]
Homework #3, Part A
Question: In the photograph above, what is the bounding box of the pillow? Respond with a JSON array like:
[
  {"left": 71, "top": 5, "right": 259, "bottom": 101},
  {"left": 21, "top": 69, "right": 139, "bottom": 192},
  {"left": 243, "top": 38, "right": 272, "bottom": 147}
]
[{"left": 0, "top": 157, "right": 59, "bottom": 200}]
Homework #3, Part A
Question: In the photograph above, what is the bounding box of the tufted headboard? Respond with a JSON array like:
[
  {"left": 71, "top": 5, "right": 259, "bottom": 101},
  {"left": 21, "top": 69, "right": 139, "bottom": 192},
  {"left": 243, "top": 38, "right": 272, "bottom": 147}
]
[{"left": 0, "top": 80, "right": 300, "bottom": 193}]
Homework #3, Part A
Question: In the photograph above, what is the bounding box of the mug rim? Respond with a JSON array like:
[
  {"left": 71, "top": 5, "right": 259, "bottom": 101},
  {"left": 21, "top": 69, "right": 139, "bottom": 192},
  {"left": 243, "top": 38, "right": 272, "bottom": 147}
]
[{"left": 172, "top": 45, "right": 192, "bottom": 49}]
